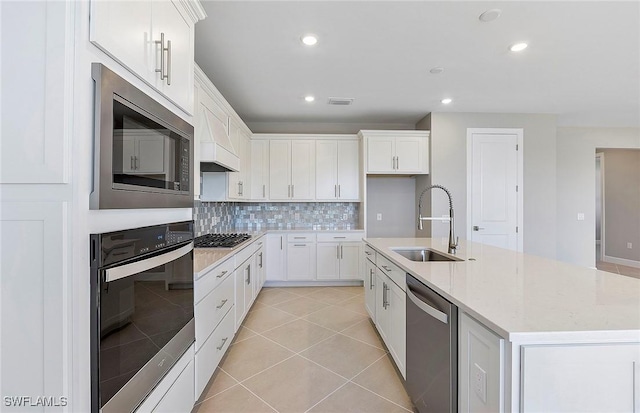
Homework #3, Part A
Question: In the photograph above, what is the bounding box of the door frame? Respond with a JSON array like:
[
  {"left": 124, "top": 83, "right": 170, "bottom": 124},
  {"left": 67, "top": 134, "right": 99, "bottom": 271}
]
[
  {"left": 595, "top": 152, "right": 606, "bottom": 262},
  {"left": 466, "top": 128, "right": 524, "bottom": 252}
]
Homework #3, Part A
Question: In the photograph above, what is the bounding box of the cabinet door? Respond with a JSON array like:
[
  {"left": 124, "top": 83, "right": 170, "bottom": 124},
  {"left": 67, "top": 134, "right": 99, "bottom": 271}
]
[
  {"left": 265, "top": 234, "right": 286, "bottom": 281},
  {"left": 152, "top": 359, "right": 194, "bottom": 413},
  {"left": 315, "top": 141, "right": 338, "bottom": 200},
  {"left": 367, "top": 137, "right": 394, "bottom": 173},
  {"left": 337, "top": 140, "right": 360, "bottom": 200},
  {"left": 316, "top": 243, "right": 340, "bottom": 280},
  {"left": 375, "top": 270, "right": 389, "bottom": 342},
  {"left": 269, "top": 140, "right": 291, "bottom": 200},
  {"left": 339, "top": 242, "right": 361, "bottom": 279},
  {"left": 364, "top": 259, "right": 376, "bottom": 321},
  {"left": 114, "top": 136, "right": 136, "bottom": 173},
  {"left": 290, "top": 140, "right": 315, "bottom": 200},
  {"left": 227, "top": 120, "right": 242, "bottom": 199},
  {"left": 151, "top": 0, "right": 194, "bottom": 112},
  {"left": 2, "top": 0, "right": 73, "bottom": 183},
  {"left": 250, "top": 140, "right": 269, "bottom": 200},
  {"left": 395, "top": 136, "right": 423, "bottom": 173},
  {"left": 90, "top": 1, "right": 152, "bottom": 84},
  {"left": 387, "top": 279, "right": 406, "bottom": 378},
  {"left": 234, "top": 268, "right": 245, "bottom": 329},
  {"left": 287, "top": 243, "right": 316, "bottom": 280}
]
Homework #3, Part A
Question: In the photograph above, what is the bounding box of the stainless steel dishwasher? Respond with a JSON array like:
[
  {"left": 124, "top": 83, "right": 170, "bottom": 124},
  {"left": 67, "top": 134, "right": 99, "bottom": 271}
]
[{"left": 406, "top": 273, "right": 458, "bottom": 413}]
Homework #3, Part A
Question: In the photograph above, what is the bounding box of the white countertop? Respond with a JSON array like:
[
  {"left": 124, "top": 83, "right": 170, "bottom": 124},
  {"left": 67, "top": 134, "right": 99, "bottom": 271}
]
[{"left": 364, "top": 237, "right": 640, "bottom": 342}]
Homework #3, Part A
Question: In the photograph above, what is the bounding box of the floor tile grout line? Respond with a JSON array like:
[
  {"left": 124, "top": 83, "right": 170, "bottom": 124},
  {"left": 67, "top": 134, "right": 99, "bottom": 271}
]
[
  {"left": 193, "top": 376, "right": 241, "bottom": 408},
  {"left": 237, "top": 382, "right": 280, "bottom": 413},
  {"left": 302, "top": 380, "right": 352, "bottom": 413},
  {"left": 348, "top": 379, "right": 414, "bottom": 412}
]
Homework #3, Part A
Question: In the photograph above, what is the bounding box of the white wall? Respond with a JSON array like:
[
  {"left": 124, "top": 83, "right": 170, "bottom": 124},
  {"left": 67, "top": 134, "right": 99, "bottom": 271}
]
[
  {"left": 556, "top": 128, "right": 640, "bottom": 267},
  {"left": 421, "top": 113, "right": 558, "bottom": 259}
]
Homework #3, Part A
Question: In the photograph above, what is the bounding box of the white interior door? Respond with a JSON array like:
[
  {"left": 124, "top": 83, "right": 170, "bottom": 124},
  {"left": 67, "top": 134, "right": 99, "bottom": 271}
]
[{"left": 468, "top": 129, "right": 523, "bottom": 251}]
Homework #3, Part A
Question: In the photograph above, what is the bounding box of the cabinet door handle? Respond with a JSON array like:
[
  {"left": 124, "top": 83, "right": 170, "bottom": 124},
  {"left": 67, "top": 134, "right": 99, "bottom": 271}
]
[
  {"left": 338, "top": 184, "right": 341, "bottom": 198},
  {"left": 130, "top": 156, "right": 135, "bottom": 170},
  {"left": 259, "top": 252, "right": 263, "bottom": 268},
  {"left": 369, "top": 269, "right": 374, "bottom": 289},
  {"left": 341, "top": 245, "right": 343, "bottom": 259},
  {"left": 335, "top": 184, "right": 337, "bottom": 198},
  {"left": 288, "top": 184, "right": 291, "bottom": 198},
  {"left": 337, "top": 245, "right": 340, "bottom": 260},
  {"left": 396, "top": 156, "right": 399, "bottom": 170},
  {"left": 246, "top": 266, "right": 251, "bottom": 284},
  {"left": 135, "top": 156, "right": 139, "bottom": 170},
  {"left": 216, "top": 270, "right": 228, "bottom": 278},
  {"left": 166, "top": 39, "right": 171, "bottom": 85},
  {"left": 155, "top": 32, "right": 170, "bottom": 83},
  {"left": 216, "top": 299, "right": 228, "bottom": 309},
  {"left": 263, "top": 184, "right": 265, "bottom": 198},
  {"left": 216, "top": 337, "right": 228, "bottom": 350},
  {"left": 382, "top": 282, "right": 388, "bottom": 308},
  {"left": 291, "top": 184, "right": 294, "bottom": 198},
  {"left": 280, "top": 236, "right": 283, "bottom": 250}
]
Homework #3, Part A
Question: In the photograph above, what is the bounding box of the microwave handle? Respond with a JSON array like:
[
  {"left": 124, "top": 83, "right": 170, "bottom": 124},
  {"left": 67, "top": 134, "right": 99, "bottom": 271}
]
[{"left": 105, "top": 242, "right": 193, "bottom": 283}]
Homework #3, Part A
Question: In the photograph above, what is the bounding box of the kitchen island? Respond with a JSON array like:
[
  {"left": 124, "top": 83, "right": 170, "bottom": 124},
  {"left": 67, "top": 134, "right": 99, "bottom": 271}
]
[{"left": 364, "top": 237, "right": 640, "bottom": 413}]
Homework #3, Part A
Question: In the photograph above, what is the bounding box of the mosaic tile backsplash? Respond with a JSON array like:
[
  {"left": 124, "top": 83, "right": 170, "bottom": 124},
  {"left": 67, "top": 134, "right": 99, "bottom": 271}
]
[{"left": 194, "top": 201, "right": 360, "bottom": 236}]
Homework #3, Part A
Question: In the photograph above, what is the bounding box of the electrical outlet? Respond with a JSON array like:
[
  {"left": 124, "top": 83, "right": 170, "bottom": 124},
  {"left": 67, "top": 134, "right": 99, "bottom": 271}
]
[
  {"left": 577, "top": 213, "right": 585, "bottom": 221},
  {"left": 473, "top": 363, "right": 487, "bottom": 403},
  {"left": 376, "top": 213, "right": 382, "bottom": 221},
  {"left": 627, "top": 242, "right": 633, "bottom": 249}
]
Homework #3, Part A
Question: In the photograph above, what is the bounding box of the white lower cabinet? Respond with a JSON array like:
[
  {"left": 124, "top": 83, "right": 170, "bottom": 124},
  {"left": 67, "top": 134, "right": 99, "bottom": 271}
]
[
  {"left": 287, "top": 236, "right": 316, "bottom": 281},
  {"left": 195, "top": 307, "right": 234, "bottom": 398},
  {"left": 316, "top": 233, "right": 362, "bottom": 280},
  {"left": 459, "top": 312, "right": 504, "bottom": 413},
  {"left": 266, "top": 233, "right": 286, "bottom": 281},
  {"left": 364, "top": 256, "right": 377, "bottom": 320}
]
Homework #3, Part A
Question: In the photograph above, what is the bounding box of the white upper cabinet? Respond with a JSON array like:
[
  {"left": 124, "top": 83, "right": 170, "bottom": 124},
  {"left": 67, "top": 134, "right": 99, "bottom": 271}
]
[
  {"left": 269, "top": 140, "right": 315, "bottom": 201},
  {"left": 315, "top": 139, "right": 360, "bottom": 201},
  {"left": 361, "top": 130, "right": 430, "bottom": 174},
  {"left": 227, "top": 122, "right": 250, "bottom": 200},
  {"left": 250, "top": 140, "right": 269, "bottom": 200},
  {"left": 90, "top": 0, "right": 205, "bottom": 113},
  {"left": 1, "top": 0, "right": 73, "bottom": 183}
]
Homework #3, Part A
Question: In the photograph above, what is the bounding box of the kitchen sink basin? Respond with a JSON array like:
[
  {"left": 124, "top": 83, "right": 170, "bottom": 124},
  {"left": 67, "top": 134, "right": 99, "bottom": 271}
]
[{"left": 391, "top": 248, "right": 463, "bottom": 262}]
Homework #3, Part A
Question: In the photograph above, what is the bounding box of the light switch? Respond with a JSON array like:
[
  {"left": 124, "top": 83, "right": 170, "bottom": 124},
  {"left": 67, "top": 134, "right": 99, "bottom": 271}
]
[
  {"left": 376, "top": 213, "right": 382, "bottom": 221},
  {"left": 577, "top": 213, "right": 585, "bottom": 221}
]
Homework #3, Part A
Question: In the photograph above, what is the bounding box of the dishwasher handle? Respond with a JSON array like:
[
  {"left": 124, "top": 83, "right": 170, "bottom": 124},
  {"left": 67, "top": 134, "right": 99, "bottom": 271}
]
[{"left": 406, "top": 285, "right": 448, "bottom": 324}]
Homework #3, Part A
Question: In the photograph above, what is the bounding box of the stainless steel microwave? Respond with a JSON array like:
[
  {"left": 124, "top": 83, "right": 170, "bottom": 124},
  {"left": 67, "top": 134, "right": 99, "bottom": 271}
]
[{"left": 91, "top": 63, "right": 194, "bottom": 209}]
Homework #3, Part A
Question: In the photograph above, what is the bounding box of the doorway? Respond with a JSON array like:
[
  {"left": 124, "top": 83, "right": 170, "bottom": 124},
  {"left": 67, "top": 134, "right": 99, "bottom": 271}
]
[
  {"left": 595, "top": 152, "right": 604, "bottom": 263},
  {"left": 466, "top": 128, "right": 524, "bottom": 251}
]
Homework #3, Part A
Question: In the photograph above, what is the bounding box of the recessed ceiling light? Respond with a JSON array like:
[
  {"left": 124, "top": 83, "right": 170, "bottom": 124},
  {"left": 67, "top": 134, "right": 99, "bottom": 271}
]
[
  {"left": 509, "top": 42, "right": 528, "bottom": 52},
  {"left": 429, "top": 67, "right": 444, "bottom": 74},
  {"left": 304, "top": 95, "right": 315, "bottom": 102},
  {"left": 479, "top": 9, "right": 502, "bottom": 23},
  {"left": 441, "top": 98, "right": 452, "bottom": 104},
  {"left": 301, "top": 34, "right": 318, "bottom": 46}
]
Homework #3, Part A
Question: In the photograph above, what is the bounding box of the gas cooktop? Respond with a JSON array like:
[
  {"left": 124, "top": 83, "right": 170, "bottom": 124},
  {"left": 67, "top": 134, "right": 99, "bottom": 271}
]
[{"left": 194, "top": 233, "right": 251, "bottom": 248}]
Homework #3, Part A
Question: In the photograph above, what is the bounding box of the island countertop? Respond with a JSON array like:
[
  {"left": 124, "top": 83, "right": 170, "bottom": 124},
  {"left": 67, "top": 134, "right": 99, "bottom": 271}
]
[{"left": 364, "top": 237, "right": 640, "bottom": 342}]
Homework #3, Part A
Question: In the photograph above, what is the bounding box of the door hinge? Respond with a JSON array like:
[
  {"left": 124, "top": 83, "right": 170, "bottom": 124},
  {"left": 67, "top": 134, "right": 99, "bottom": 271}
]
[
  {"left": 516, "top": 226, "right": 519, "bottom": 233},
  {"left": 516, "top": 185, "right": 519, "bottom": 192},
  {"left": 516, "top": 144, "right": 519, "bottom": 151}
]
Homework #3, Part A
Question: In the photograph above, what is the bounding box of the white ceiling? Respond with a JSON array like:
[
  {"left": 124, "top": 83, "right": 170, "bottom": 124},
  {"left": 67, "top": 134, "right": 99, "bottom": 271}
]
[{"left": 195, "top": 1, "right": 640, "bottom": 131}]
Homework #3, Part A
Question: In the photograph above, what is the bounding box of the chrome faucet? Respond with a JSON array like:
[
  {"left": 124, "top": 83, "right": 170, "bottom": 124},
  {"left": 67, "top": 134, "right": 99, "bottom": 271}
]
[{"left": 418, "top": 184, "right": 459, "bottom": 254}]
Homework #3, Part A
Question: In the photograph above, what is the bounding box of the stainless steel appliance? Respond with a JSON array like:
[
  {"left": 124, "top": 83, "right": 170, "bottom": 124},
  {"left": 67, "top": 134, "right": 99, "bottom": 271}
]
[
  {"left": 90, "top": 221, "right": 194, "bottom": 413},
  {"left": 406, "top": 273, "right": 458, "bottom": 413},
  {"left": 194, "top": 233, "right": 251, "bottom": 248},
  {"left": 91, "top": 63, "right": 194, "bottom": 209}
]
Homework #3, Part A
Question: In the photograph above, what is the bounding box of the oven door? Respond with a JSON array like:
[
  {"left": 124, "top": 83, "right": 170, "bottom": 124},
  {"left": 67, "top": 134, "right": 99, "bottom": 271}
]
[{"left": 92, "top": 242, "right": 194, "bottom": 413}]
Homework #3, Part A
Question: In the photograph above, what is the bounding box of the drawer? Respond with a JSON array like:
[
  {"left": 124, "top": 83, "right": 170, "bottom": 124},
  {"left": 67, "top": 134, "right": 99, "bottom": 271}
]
[
  {"left": 363, "top": 244, "right": 376, "bottom": 263},
  {"left": 234, "top": 238, "right": 261, "bottom": 268},
  {"left": 317, "top": 232, "right": 363, "bottom": 242},
  {"left": 287, "top": 233, "right": 316, "bottom": 242},
  {"left": 195, "top": 308, "right": 234, "bottom": 398},
  {"left": 194, "top": 257, "right": 234, "bottom": 304},
  {"left": 195, "top": 274, "right": 234, "bottom": 351},
  {"left": 377, "top": 254, "right": 406, "bottom": 292}
]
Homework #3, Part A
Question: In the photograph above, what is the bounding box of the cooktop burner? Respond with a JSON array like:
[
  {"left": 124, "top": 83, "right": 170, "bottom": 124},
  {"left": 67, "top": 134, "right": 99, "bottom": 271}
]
[{"left": 194, "top": 233, "right": 251, "bottom": 248}]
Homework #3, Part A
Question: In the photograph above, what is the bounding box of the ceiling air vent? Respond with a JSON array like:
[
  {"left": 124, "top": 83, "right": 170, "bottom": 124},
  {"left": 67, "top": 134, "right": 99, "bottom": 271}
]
[{"left": 327, "top": 97, "right": 354, "bottom": 106}]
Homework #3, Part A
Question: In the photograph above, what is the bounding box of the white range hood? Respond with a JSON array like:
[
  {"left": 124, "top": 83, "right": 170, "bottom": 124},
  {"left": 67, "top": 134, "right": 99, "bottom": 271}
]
[{"left": 198, "top": 108, "right": 239, "bottom": 173}]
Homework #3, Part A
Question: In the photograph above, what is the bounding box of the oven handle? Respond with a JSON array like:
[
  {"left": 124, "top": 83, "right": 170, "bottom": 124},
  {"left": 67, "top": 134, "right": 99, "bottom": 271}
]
[{"left": 105, "top": 242, "right": 193, "bottom": 283}]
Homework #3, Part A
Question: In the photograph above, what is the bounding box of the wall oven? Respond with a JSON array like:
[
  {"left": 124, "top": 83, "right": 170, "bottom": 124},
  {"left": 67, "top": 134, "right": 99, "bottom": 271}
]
[
  {"left": 91, "top": 63, "right": 194, "bottom": 209},
  {"left": 90, "top": 221, "right": 194, "bottom": 413}
]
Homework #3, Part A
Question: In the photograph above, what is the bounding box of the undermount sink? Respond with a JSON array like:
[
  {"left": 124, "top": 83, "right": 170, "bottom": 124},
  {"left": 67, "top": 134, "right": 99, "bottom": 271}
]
[{"left": 391, "top": 248, "right": 463, "bottom": 262}]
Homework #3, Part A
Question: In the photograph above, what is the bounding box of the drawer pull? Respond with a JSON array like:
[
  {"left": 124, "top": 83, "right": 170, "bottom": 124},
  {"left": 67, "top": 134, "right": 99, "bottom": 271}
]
[
  {"left": 294, "top": 237, "right": 306, "bottom": 239},
  {"left": 364, "top": 251, "right": 372, "bottom": 255},
  {"left": 216, "top": 337, "right": 228, "bottom": 350},
  {"left": 294, "top": 244, "right": 306, "bottom": 247},
  {"left": 334, "top": 236, "right": 346, "bottom": 239},
  {"left": 216, "top": 299, "right": 228, "bottom": 309},
  {"left": 381, "top": 265, "right": 392, "bottom": 272},
  {"left": 216, "top": 270, "right": 228, "bottom": 278}
]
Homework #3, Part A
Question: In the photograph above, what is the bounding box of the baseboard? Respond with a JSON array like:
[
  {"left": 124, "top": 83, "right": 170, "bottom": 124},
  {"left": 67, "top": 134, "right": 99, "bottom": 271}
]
[
  {"left": 264, "top": 280, "right": 363, "bottom": 287},
  {"left": 602, "top": 255, "right": 640, "bottom": 269}
]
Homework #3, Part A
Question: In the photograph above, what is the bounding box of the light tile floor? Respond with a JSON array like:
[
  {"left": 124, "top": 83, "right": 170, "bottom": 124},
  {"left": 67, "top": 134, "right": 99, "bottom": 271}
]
[{"left": 193, "top": 286, "right": 413, "bottom": 413}]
